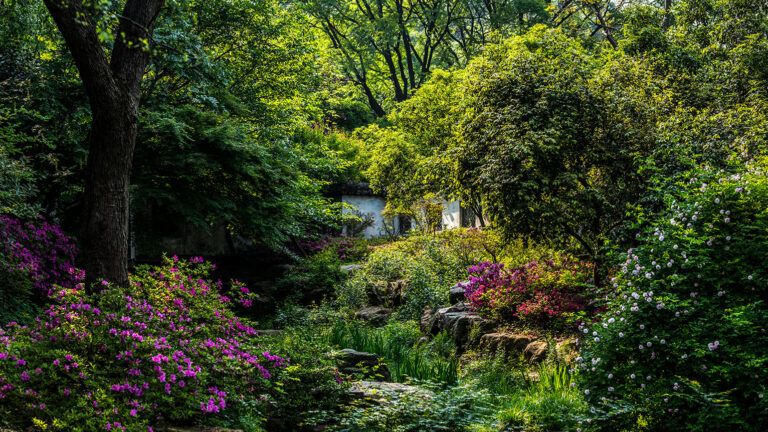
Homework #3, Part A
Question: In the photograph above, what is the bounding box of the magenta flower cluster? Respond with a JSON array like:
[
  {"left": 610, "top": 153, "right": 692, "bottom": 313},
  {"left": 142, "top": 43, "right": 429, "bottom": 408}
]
[
  {"left": 463, "top": 260, "right": 590, "bottom": 324},
  {"left": 0, "top": 256, "right": 287, "bottom": 430},
  {"left": 0, "top": 215, "right": 79, "bottom": 297}
]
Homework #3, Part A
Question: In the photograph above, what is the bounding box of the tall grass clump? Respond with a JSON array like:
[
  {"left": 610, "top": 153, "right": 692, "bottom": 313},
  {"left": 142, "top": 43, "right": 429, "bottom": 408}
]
[
  {"left": 496, "top": 362, "right": 587, "bottom": 431},
  {"left": 329, "top": 320, "right": 459, "bottom": 384}
]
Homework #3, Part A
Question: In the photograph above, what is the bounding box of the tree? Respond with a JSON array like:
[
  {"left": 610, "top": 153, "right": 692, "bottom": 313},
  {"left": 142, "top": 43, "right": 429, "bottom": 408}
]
[
  {"left": 42, "top": 0, "right": 164, "bottom": 286},
  {"left": 458, "top": 26, "right": 661, "bottom": 286},
  {"left": 305, "top": 0, "right": 548, "bottom": 116}
]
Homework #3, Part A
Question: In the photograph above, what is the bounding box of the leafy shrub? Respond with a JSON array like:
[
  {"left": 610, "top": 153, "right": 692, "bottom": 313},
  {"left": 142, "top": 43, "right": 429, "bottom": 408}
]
[
  {"left": 0, "top": 216, "right": 78, "bottom": 324},
  {"left": 257, "top": 326, "right": 347, "bottom": 431},
  {"left": 335, "top": 229, "right": 570, "bottom": 320},
  {"left": 579, "top": 163, "right": 768, "bottom": 431},
  {"left": 0, "top": 151, "right": 39, "bottom": 219},
  {"left": 463, "top": 259, "right": 593, "bottom": 329},
  {"left": 336, "top": 232, "right": 476, "bottom": 319},
  {"left": 0, "top": 257, "right": 286, "bottom": 431},
  {"left": 326, "top": 382, "right": 494, "bottom": 432},
  {"left": 0, "top": 265, "right": 36, "bottom": 325},
  {"left": 278, "top": 248, "right": 344, "bottom": 304}
]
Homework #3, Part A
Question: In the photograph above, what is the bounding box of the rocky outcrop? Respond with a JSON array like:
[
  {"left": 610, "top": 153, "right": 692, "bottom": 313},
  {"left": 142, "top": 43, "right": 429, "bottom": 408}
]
[
  {"left": 449, "top": 282, "right": 467, "bottom": 304},
  {"left": 369, "top": 279, "right": 408, "bottom": 307},
  {"left": 479, "top": 333, "right": 535, "bottom": 356},
  {"left": 523, "top": 340, "right": 549, "bottom": 363},
  {"left": 421, "top": 303, "right": 494, "bottom": 352},
  {"left": 334, "top": 348, "right": 391, "bottom": 381},
  {"left": 355, "top": 306, "right": 392, "bottom": 326}
]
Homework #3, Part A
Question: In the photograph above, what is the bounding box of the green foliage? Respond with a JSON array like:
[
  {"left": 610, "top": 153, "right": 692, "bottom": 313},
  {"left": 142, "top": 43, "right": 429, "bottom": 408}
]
[
  {"left": 459, "top": 351, "right": 529, "bottom": 396},
  {"left": 277, "top": 248, "right": 344, "bottom": 306},
  {"left": 258, "top": 326, "right": 347, "bottom": 431},
  {"left": 329, "top": 320, "right": 459, "bottom": 384},
  {"left": 337, "top": 232, "right": 476, "bottom": 317},
  {"left": 0, "top": 265, "right": 36, "bottom": 325},
  {"left": 0, "top": 149, "right": 38, "bottom": 219},
  {"left": 458, "top": 26, "right": 661, "bottom": 279},
  {"left": 495, "top": 363, "right": 587, "bottom": 432},
  {"left": 326, "top": 382, "right": 494, "bottom": 432},
  {"left": 580, "top": 161, "right": 768, "bottom": 430}
]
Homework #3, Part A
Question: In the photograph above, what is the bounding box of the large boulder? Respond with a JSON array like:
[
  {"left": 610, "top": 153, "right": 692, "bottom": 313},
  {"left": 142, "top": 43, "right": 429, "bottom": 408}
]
[
  {"left": 369, "top": 279, "right": 408, "bottom": 307},
  {"left": 423, "top": 303, "right": 494, "bottom": 352},
  {"left": 449, "top": 282, "right": 467, "bottom": 304},
  {"left": 355, "top": 306, "right": 392, "bottom": 326},
  {"left": 334, "top": 349, "right": 391, "bottom": 381},
  {"left": 479, "top": 333, "right": 535, "bottom": 356},
  {"left": 523, "top": 340, "right": 549, "bottom": 363}
]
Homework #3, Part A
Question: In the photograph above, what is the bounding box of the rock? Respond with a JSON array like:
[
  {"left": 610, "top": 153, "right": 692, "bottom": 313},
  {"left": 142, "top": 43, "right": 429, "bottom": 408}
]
[
  {"left": 427, "top": 302, "right": 494, "bottom": 352},
  {"left": 556, "top": 338, "right": 579, "bottom": 363},
  {"left": 523, "top": 340, "right": 549, "bottom": 363},
  {"left": 335, "top": 349, "right": 391, "bottom": 381},
  {"left": 420, "top": 306, "right": 435, "bottom": 333},
  {"left": 355, "top": 306, "right": 391, "bottom": 326},
  {"left": 348, "top": 380, "right": 433, "bottom": 401},
  {"left": 340, "top": 264, "right": 363, "bottom": 274},
  {"left": 369, "top": 279, "right": 408, "bottom": 307},
  {"left": 449, "top": 282, "right": 467, "bottom": 304},
  {"left": 479, "top": 333, "right": 535, "bottom": 356}
]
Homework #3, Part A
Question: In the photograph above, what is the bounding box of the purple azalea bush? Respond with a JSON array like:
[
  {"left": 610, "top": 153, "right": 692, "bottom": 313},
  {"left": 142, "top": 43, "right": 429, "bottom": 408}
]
[
  {"left": 0, "top": 215, "right": 79, "bottom": 297},
  {"left": 0, "top": 256, "right": 286, "bottom": 431}
]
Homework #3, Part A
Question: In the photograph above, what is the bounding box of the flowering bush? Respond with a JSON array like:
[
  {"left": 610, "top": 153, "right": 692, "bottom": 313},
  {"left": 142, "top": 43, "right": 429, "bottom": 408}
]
[
  {"left": 463, "top": 260, "right": 592, "bottom": 327},
  {"left": 579, "top": 164, "right": 768, "bottom": 431},
  {"left": 0, "top": 256, "right": 286, "bottom": 431},
  {"left": 0, "top": 215, "right": 78, "bottom": 297}
]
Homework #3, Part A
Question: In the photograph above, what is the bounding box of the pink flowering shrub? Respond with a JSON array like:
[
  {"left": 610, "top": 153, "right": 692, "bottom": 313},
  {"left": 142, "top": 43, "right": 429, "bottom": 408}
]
[
  {"left": 0, "top": 215, "right": 78, "bottom": 297},
  {"left": 0, "top": 256, "right": 286, "bottom": 431},
  {"left": 463, "top": 259, "right": 592, "bottom": 327}
]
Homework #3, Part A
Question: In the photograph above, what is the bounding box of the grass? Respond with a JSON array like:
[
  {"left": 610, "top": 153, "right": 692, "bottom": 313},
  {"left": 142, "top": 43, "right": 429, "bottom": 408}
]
[
  {"left": 328, "top": 320, "right": 459, "bottom": 384},
  {"left": 495, "top": 362, "right": 587, "bottom": 431}
]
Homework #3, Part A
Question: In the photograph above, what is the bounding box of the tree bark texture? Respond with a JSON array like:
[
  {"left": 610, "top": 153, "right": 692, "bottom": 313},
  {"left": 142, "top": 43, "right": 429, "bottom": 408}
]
[{"left": 43, "top": 0, "right": 164, "bottom": 287}]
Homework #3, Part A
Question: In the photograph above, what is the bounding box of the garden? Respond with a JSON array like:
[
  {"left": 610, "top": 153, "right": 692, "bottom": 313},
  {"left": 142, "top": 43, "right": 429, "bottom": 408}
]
[{"left": 1, "top": 0, "right": 767, "bottom": 431}]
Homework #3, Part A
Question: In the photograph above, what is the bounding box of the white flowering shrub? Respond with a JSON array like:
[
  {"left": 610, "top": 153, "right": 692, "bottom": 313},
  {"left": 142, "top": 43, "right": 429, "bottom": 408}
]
[{"left": 579, "top": 162, "right": 768, "bottom": 431}]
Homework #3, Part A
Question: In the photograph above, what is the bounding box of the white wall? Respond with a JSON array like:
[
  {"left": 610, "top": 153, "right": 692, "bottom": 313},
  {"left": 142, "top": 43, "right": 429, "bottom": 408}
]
[
  {"left": 342, "top": 195, "right": 396, "bottom": 238},
  {"left": 441, "top": 200, "right": 461, "bottom": 230}
]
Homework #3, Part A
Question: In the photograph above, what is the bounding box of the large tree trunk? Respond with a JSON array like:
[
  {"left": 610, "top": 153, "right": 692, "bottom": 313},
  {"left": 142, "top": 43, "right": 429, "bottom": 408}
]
[
  {"left": 43, "top": 0, "right": 164, "bottom": 287},
  {"left": 80, "top": 97, "right": 138, "bottom": 286}
]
